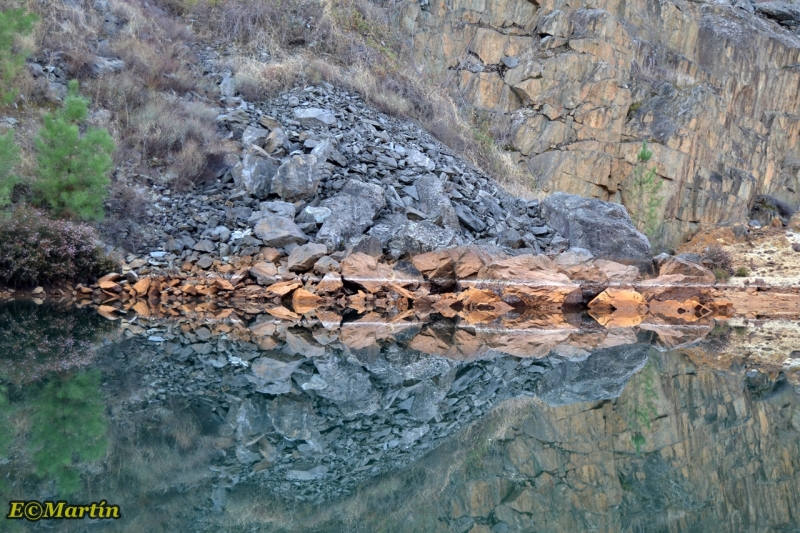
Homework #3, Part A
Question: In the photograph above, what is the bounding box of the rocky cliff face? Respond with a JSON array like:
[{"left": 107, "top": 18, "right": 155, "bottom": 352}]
[{"left": 395, "top": 0, "right": 800, "bottom": 248}]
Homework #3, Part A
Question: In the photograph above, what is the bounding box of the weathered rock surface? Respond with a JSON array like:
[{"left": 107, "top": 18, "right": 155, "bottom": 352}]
[
  {"left": 395, "top": 0, "right": 800, "bottom": 248},
  {"left": 232, "top": 153, "right": 277, "bottom": 200},
  {"left": 287, "top": 243, "right": 328, "bottom": 272},
  {"left": 272, "top": 154, "right": 320, "bottom": 202},
  {"left": 316, "top": 180, "right": 387, "bottom": 251},
  {"left": 253, "top": 216, "right": 308, "bottom": 248},
  {"left": 542, "top": 193, "right": 652, "bottom": 270}
]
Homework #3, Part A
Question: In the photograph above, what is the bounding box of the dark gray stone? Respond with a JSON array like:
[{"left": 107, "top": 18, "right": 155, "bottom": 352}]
[
  {"left": 415, "top": 174, "right": 460, "bottom": 230},
  {"left": 755, "top": 2, "right": 800, "bottom": 24},
  {"left": 272, "top": 154, "right": 320, "bottom": 202},
  {"left": 232, "top": 153, "right": 278, "bottom": 200},
  {"left": 316, "top": 180, "right": 387, "bottom": 251},
  {"left": 253, "top": 215, "right": 308, "bottom": 247},
  {"left": 389, "top": 221, "right": 458, "bottom": 257},
  {"left": 455, "top": 204, "right": 487, "bottom": 233},
  {"left": 288, "top": 243, "right": 328, "bottom": 272},
  {"left": 542, "top": 192, "right": 652, "bottom": 270}
]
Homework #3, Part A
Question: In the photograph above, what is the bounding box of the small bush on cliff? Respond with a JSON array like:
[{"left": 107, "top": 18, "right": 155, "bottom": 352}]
[
  {"left": 704, "top": 244, "right": 733, "bottom": 276},
  {"left": 0, "top": 206, "right": 116, "bottom": 286},
  {"left": 624, "top": 140, "right": 663, "bottom": 241},
  {"left": 34, "top": 80, "right": 114, "bottom": 221},
  {"left": 0, "top": 8, "right": 38, "bottom": 105}
]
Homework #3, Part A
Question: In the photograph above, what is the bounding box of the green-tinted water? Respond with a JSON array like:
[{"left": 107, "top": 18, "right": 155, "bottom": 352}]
[{"left": 1, "top": 301, "right": 799, "bottom": 532}]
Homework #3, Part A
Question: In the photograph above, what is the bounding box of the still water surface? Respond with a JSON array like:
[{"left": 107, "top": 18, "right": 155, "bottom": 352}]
[{"left": 1, "top": 300, "right": 799, "bottom": 532}]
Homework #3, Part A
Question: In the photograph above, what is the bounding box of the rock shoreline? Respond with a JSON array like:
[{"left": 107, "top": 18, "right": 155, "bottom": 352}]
[{"left": 6, "top": 243, "right": 799, "bottom": 324}]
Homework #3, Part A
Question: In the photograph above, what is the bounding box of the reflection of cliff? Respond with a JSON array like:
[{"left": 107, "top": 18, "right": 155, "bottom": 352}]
[
  {"left": 394, "top": 0, "right": 800, "bottom": 248},
  {"left": 215, "top": 350, "right": 800, "bottom": 532}
]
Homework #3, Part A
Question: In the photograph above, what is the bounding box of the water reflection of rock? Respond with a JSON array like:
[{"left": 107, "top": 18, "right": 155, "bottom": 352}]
[
  {"left": 212, "top": 353, "right": 800, "bottom": 533},
  {"left": 108, "top": 309, "right": 721, "bottom": 506}
]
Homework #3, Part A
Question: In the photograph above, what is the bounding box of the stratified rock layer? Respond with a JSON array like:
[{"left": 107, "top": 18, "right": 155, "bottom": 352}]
[{"left": 396, "top": 0, "right": 800, "bottom": 247}]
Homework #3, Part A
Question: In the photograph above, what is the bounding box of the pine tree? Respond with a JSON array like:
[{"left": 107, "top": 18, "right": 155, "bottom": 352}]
[
  {"left": 0, "top": 130, "right": 19, "bottom": 206},
  {"left": 34, "top": 80, "right": 115, "bottom": 221},
  {"left": 0, "top": 8, "right": 37, "bottom": 105},
  {"left": 624, "top": 140, "right": 662, "bottom": 241}
]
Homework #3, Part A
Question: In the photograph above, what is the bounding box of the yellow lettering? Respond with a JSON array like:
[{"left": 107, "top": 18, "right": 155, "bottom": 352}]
[
  {"left": 107, "top": 505, "right": 120, "bottom": 519},
  {"left": 7, "top": 501, "right": 24, "bottom": 519},
  {"left": 44, "top": 501, "right": 65, "bottom": 518},
  {"left": 64, "top": 506, "right": 78, "bottom": 518}
]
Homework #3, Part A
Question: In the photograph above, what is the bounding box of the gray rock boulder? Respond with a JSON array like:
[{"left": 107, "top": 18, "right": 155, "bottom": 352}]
[
  {"left": 415, "top": 174, "right": 460, "bottom": 231},
  {"left": 272, "top": 154, "right": 320, "bottom": 202},
  {"left": 248, "top": 201, "right": 296, "bottom": 225},
  {"left": 253, "top": 215, "right": 308, "bottom": 247},
  {"left": 241, "top": 125, "right": 270, "bottom": 147},
  {"left": 293, "top": 107, "right": 336, "bottom": 127},
  {"left": 542, "top": 192, "right": 652, "bottom": 270},
  {"left": 232, "top": 153, "right": 278, "bottom": 200},
  {"left": 288, "top": 243, "right": 328, "bottom": 272},
  {"left": 755, "top": 2, "right": 800, "bottom": 24},
  {"left": 264, "top": 127, "right": 287, "bottom": 154},
  {"left": 389, "top": 221, "right": 458, "bottom": 257},
  {"left": 316, "top": 180, "right": 387, "bottom": 251}
]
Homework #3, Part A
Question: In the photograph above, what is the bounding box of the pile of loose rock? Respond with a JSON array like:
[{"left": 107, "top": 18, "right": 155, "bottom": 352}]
[{"left": 122, "top": 83, "right": 575, "bottom": 281}]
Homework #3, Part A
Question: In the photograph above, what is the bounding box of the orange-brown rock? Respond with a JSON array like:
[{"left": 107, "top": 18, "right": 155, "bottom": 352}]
[
  {"left": 411, "top": 250, "right": 454, "bottom": 282},
  {"left": 265, "top": 306, "right": 300, "bottom": 320},
  {"left": 256, "top": 247, "right": 282, "bottom": 263},
  {"left": 455, "top": 287, "right": 514, "bottom": 323},
  {"left": 475, "top": 254, "right": 558, "bottom": 280},
  {"left": 637, "top": 274, "right": 715, "bottom": 303},
  {"left": 342, "top": 253, "right": 395, "bottom": 293},
  {"left": 589, "top": 308, "right": 647, "bottom": 329},
  {"left": 133, "top": 277, "right": 151, "bottom": 296},
  {"left": 648, "top": 297, "right": 707, "bottom": 322},
  {"left": 266, "top": 280, "right": 302, "bottom": 297},
  {"left": 316, "top": 272, "right": 344, "bottom": 294},
  {"left": 463, "top": 254, "right": 581, "bottom": 308},
  {"left": 658, "top": 257, "right": 716, "bottom": 284},
  {"left": 347, "top": 291, "right": 372, "bottom": 313},
  {"left": 451, "top": 245, "right": 506, "bottom": 279},
  {"left": 595, "top": 259, "right": 640, "bottom": 284},
  {"left": 213, "top": 278, "right": 235, "bottom": 291},
  {"left": 432, "top": 293, "right": 460, "bottom": 318},
  {"left": 250, "top": 321, "right": 276, "bottom": 338},
  {"left": 98, "top": 280, "right": 122, "bottom": 292},
  {"left": 501, "top": 283, "right": 582, "bottom": 308},
  {"left": 250, "top": 262, "right": 279, "bottom": 285},
  {"left": 589, "top": 288, "right": 648, "bottom": 312},
  {"left": 558, "top": 263, "right": 609, "bottom": 285},
  {"left": 132, "top": 301, "right": 150, "bottom": 316},
  {"left": 97, "top": 305, "right": 119, "bottom": 320},
  {"left": 292, "top": 288, "right": 326, "bottom": 315},
  {"left": 315, "top": 309, "right": 343, "bottom": 329},
  {"left": 340, "top": 312, "right": 419, "bottom": 351}
]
